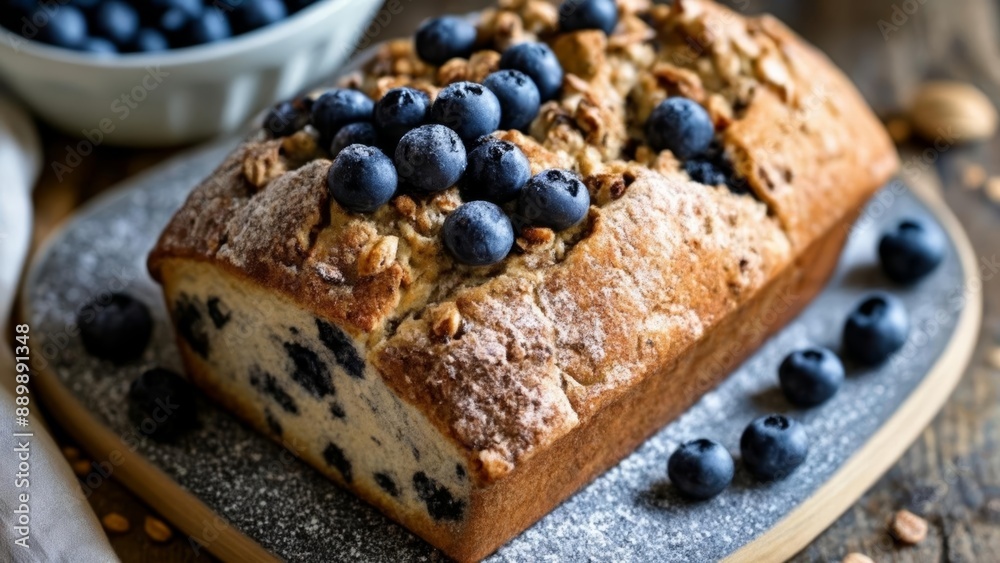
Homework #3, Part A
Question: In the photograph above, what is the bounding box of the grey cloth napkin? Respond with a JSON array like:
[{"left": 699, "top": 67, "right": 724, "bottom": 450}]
[{"left": 0, "top": 94, "right": 119, "bottom": 562}]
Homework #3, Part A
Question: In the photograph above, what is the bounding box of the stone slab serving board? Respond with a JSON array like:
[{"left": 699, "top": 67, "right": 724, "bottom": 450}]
[{"left": 22, "top": 137, "right": 980, "bottom": 562}]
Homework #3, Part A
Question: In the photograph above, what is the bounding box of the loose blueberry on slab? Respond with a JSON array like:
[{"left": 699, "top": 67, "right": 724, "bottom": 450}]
[
  {"left": 667, "top": 438, "right": 734, "bottom": 500},
  {"left": 78, "top": 292, "right": 153, "bottom": 365},
  {"left": 431, "top": 81, "right": 502, "bottom": 144},
  {"left": 311, "top": 88, "right": 375, "bottom": 146},
  {"left": 442, "top": 201, "right": 515, "bottom": 267},
  {"left": 328, "top": 144, "right": 397, "bottom": 213},
  {"left": 842, "top": 292, "right": 910, "bottom": 366},
  {"left": 461, "top": 139, "right": 531, "bottom": 204},
  {"left": 878, "top": 218, "right": 946, "bottom": 285},
  {"left": 740, "top": 414, "right": 809, "bottom": 481},
  {"left": 229, "top": 0, "right": 288, "bottom": 34},
  {"left": 559, "top": 0, "right": 619, "bottom": 35},
  {"left": 394, "top": 124, "right": 467, "bottom": 193},
  {"left": 483, "top": 70, "right": 541, "bottom": 131},
  {"left": 778, "top": 347, "right": 845, "bottom": 407},
  {"left": 330, "top": 122, "right": 379, "bottom": 158},
  {"left": 499, "top": 42, "right": 565, "bottom": 102},
  {"left": 414, "top": 15, "right": 477, "bottom": 66},
  {"left": 646, "top": 97, "right": 715, "bottom": 160},
  {"left": 374, "top": 87, "right": 431, "bottom": 150},
  {"left": 129, "top": 28, "right": 169, "bottom": 52},
  {"left": 34, "top": 6, "right": 89, "bottom": 48},
  {"left": 128, "top": 368, "right": 198, "bottom": 442},
  {"left": 91, "top": 0, "right": 140, "bottom": 47},
  {"left": 516, "top": 169, "right": 591, "bottom": 231}
]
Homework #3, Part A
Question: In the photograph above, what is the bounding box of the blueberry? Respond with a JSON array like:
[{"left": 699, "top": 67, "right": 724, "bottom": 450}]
[
  {"left": 683, "top": 151, "right": 751, "bottom": 195},
  {"left": 483, "top": 70, "right": 541, "bottom": 131},
  {"left": 740, "top": 414, "right": 809, "bottom": 481},
  {"left": 394, "top": 124, "right": 467, "bottom": 193},
  {"left": 516, "top": 169, "right": 591, "bottom": 231},
  {"left": 559, "top": 0, "right": 619, "bottom": 35},
  {"left": 310, "top": 88, "right": 375, "bottom": 146},
  {"left": 442, "top": 201, "right": 515, "bottom": 266},
  {"left": 78, "top": 293, "right": 153, "bottom": 365},
  {"left": 158, "top": 8, "right": 195, "bottom": 44},
  {"left": 646, "top": 97, "right": 715, "bottom": 160},
  {"left": 330, "top": 122, "right": 378, "bottom": 158},
  {"left": 667, "top": 439, "right": 735, "bottom": 500},
  {"left": 778, "top": 347, "right": 845, "bottom": 407},
  {"left": 263, "top": 100, "right": 309, "bottom": 138},
  {"left": 328, "top": 144, "right": 397, "bottom": 213},
  {"left": 842, "top": 293, "right": 909, "bottom": 366},
  {"left": 878, "top": 218, "right": 946, "bottom": 285},
  {"left": 128, "top": 368, "right": 198, "bottom": 442},
  {"left": 129, "top": 28, "right": 169, "bottom": 52},
  {"left": 178, "top": 7, "right": 231, "bottom": 47},
  {"left": 228, "top": 0, "right": 288, "bottom": 34},
  {"left": 499, "top": 42, "right": 564, "bottom": 102},
  {"left": 81, "top": 36, "right": 117, "bottom": 55},
  {"left": 460, "top": 139, "right": 531, "bottom": 204},
  {"left": 33, "top": 6, "right": 88, "bottom": 49},
  {"left": 285, "top": 0, "right": 318, "bottom": 13},
  {"left": 0, "top": 1, "right": 35, "bottom": 33},
  {"left": 373, "top": 87, "right": 431, "bottom": 150},
  {"left": 141, "top": 0, "right": 202, "bottom": 21},
  {"left": 91, "top": 0, "right": 139, "bottom": 47},
  {"left": 414, "top": 16, "right": 477, "bottom": 66},
  {"left": 431, "top": 82, "right": 502, "bottom": 144}
]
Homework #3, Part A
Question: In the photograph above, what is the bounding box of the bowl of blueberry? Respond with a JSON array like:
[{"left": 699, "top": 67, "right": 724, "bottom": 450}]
[{"left": 0, "top": 0, "right": 383, "bottom": 146}]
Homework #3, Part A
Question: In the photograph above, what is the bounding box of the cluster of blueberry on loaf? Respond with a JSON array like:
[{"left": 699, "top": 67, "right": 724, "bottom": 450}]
[
  {"left": 0, "top": 0, "right": 316, "bottom": 54},
  {"left": 139, "top": 0, "right": 902, "bottom": 560}
]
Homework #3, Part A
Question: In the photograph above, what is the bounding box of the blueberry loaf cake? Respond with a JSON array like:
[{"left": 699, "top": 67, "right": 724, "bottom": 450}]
[{"left": 148, "top": 0, "right": 897, "bottom": 560}]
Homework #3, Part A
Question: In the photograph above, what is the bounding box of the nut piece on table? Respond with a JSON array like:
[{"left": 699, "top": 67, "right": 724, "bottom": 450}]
[
  {"left": 144, "top": 516, "right": 174, "bottom": 543},
  {"left": 910, "top": 81, "right": 998, "bottom": 144},
  {"left": 841, "top": 553, "right": 875, "bottom": 563},
  {"left": 890, "top": 508, "right": 928, "bottom": 545},
  {"left": 102, "top": 513, "right": 131, "bottom": 534}
]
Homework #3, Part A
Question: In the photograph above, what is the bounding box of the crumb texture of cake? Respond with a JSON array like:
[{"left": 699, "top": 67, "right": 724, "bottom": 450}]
[{"left": 148, "top": 0, "right": 898, "bottom": 560}]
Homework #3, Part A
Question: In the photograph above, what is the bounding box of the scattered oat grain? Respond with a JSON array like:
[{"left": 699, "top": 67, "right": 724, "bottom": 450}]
[
  {"left": 102, "top": 513, "right": 130, "bottom": 534},
  {"left": 961, "top": 163, "right": 986, "bottom": 190},
  {"left": 61, "top": 446, "right": 80, "bottom": 461},
  {"left": 985, "top": 177, "right": 1000, "bottom": 203},
  {"left": 890, "top": 509, "right": 928, "bottom": 544},
  {"left": 910, "top": 81, "right": 998, "bottom": 143},
  {"left": 842, "top": 553, "right": 875, "bottom": 563},
  {"left": 71, "top": 460, "right": 91, "bottom": 477},
  {"left": 886, "top": 117, "right": 911, "bottom": 144},
  {"left": 987, "top": 347, "right": 1000, "bottom": 370},
  {"left": 144, "top": 516, "right": 173, "bottom": 543}
]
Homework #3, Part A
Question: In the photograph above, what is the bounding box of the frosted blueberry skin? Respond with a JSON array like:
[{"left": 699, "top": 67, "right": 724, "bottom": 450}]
[
  {"left": 128, "top": 368, "right": 199, "bottom": 442},
  {"left": 311, "top": 89, "right": 375, "bottom": 146},
  {"left": 667, "top": 439, "right": 734, "bottom": 500},
  {"left": 414, "top": 16, "right": 477, "bottom": 66},
  {"left": 842, "top": 292, "right": 910, "bottom": 366},
  {"left": 483, "top": 70, "right": 542, "bottom": 131},
  {"left": 394, "top": 124, "right": 467, "bottom": 193},
  {"left": 516, "top": 169, "right": 591, "bottom": 232},
  {"left": 499, "top": 42, "right": 565, "bottom": 102},
  {"left": 330, "top": 122, "right": 379, "bottom": 158},
  {"left": 558, "top": 0, "right": 619, "bottom": 35},
  {"left": 374, "top": 87, "right": 431, "bottom": 150},
  {"left": 91, "top": 0, "right": 140, "bottom": 47},
  {"left": 878, "top": 218, "right": 946, "bottom": 285},
  {"left": 327, "top": 144, "right": 398, "bottom": 213},
  {"left": 646, "top": 97, "right": 715, "bottom": 160},
  {"left": 431, "top": 82, "right": 502, "bottom": 144},
  {"left": 264, "top": 99, "right": 310, "bottom": 138},
  {"left": 460, "top": 139, "right": 531, "bottom": 205},
  {"left": 778, "top": 347, "right": 845, "bottom": 407},
  {"left": 77, "top": 292, "right": 153, "bottom": 365},
  {"left": 228, "top": 0, "right": 288, "bottom": 34},
  {"left": 442, "top": 201, "right": 515, "bottom": 267},
  {"left": 33, "top": 5, "right": 89, "bottom": 48},
  {"left": 740, "top": 414, "right": 809, "bottom": 481}
]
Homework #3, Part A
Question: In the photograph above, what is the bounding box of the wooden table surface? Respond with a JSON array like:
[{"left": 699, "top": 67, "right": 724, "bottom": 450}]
[{"left": 28, "top": 1, "right": 1000, "bottom": 561}]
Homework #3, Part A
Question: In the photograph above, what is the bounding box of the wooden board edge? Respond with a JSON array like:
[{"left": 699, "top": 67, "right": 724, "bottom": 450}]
[
  {"left": 23, "top": 333, "right": 280, "bottom": 563},
  {"left": 724, "top": 180, "right": 983, "bottom": 563}
]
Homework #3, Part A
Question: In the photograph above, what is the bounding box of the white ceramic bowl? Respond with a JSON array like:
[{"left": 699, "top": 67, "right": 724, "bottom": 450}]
[{"left": 0, "top": 0, "right": 382, "bottom": 146}]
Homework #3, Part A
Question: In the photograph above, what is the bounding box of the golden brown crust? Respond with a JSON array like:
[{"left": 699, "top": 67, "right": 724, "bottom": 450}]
[{"left": 148, "top": 0, "right": 897, "bottom": 488}]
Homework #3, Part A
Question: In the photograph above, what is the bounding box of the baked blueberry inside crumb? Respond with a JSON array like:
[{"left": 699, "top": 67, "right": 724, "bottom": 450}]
[
  {"left": 316, "top": 319, "right": 366, "bottom": 379},
  {"left": 174, "top": 294, "right": 209, "bottom": 359},
  {"left": 413, "top": 472, "right": 465, "bottom": 521},
  {"left": 249, "top": 367, "right": 299, "bottom": 415},
  {"left": 374, "top": 473, "right": 400, "bottom": 497},
  {"left": 323, "top": 442, "right": 353, "bottom": 483},
  {"left": 265, "top": 410, "right": 283, "bottom": 436},
  {"left": 206, "top": 296, "right": 231, "bottom": 329},
  {"left": 329, "top": 402, "right": 346, "bottom": 419},
  {"left": 284, "top": 343, "right": 335, "bottom": 398}
]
